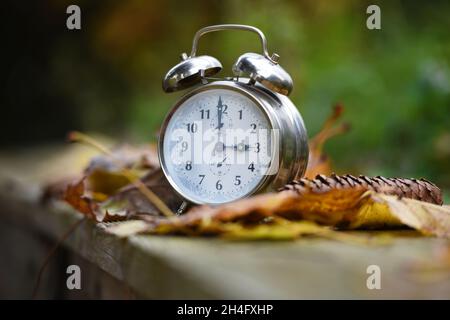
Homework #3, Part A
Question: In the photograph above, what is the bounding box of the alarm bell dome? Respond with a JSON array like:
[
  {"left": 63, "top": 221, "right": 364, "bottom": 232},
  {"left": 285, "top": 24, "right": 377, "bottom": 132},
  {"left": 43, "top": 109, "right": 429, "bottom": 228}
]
[
  {"left": 162, "top": 54, "right": 222, "bottom": 93},
  {"left": 232, "top": 52, "right": 293, "bottom": 96}
]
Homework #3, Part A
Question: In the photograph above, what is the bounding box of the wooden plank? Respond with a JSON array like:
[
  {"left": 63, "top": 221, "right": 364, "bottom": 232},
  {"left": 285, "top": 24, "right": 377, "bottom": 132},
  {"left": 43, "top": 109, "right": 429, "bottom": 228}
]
[{"left": 0, "top": 147, "right": 449, "bottom": 299}]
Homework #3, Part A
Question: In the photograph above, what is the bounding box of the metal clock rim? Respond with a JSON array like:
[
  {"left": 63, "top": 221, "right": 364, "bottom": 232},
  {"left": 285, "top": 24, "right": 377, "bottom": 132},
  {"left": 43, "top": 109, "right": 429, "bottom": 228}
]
[{"left": 158, "top": 81, "right": 282, "bottom": 205}]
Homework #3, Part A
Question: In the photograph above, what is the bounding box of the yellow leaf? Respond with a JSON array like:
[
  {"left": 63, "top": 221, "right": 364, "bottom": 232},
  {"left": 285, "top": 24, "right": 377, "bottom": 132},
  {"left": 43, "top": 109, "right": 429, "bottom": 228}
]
[{"left": 372, "top": 193, "right": 450, "bottom": 238}]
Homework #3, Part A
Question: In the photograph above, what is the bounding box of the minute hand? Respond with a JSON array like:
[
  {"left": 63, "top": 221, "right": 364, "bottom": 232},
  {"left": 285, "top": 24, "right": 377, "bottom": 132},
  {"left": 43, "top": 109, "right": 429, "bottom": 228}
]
[{"left": 216, "top": 96, "right": 224, "bottom": 131}]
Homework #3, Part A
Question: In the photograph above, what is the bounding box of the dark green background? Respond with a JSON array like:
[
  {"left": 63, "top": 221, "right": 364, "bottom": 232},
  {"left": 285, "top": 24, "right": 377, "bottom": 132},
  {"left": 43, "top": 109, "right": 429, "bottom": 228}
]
[{"left": 1, "top": 0, "right": 449, "bottom": 197}]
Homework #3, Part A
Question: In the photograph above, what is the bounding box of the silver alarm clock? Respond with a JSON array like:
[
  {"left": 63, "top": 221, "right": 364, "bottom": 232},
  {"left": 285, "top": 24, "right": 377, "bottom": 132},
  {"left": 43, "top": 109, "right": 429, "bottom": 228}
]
[{"left": 159, "top": 24, "right": 308, "bottom": 206}]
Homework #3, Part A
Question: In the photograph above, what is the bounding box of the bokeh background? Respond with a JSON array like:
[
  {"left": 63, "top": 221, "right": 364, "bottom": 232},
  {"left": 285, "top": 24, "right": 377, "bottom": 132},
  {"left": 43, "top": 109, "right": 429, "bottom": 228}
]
[{"left": 1, "top": 0, "right": 449, "bottom": 198}]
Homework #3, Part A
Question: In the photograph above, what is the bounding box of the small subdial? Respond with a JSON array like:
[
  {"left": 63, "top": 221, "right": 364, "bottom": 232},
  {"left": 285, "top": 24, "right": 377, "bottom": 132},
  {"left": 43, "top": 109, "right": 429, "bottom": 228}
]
[{"left": 208, "top": 142, "right": 231, "bottom": 176}]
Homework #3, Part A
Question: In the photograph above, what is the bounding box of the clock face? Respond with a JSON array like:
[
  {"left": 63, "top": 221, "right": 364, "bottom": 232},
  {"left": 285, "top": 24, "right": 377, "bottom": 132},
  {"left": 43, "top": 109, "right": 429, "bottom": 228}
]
[{"left": 160, "top": 87, "right": 274, "bottom": 204}]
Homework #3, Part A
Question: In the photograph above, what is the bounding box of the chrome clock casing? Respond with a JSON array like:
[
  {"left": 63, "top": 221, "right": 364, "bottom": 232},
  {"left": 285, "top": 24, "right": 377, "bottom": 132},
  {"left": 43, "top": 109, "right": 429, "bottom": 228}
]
[{"left": 158, "top": 80, "right": 308, "bottom": 205}]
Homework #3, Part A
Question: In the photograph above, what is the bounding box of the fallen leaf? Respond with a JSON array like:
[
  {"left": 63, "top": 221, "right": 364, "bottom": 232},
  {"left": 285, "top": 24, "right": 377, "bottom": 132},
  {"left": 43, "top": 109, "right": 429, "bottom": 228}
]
[
  {"left": 102, "top": 220, "right": 150, "bottom": 237},
  {"left": 85, "top": 144, "right": 159, "bottom": 197},
  {"left": 219, "top": 219, "right": 370, "bottom": 243},
  {"left": 304, "top": 104, "right": 350, "bottom": 179},
  {"left": 106, "top": 170, "right": 184, "bottom": 216},
  {"left": 87, "top": 169, "right": 132, "bottom": 199},
  {"left": 63, "top": 178, "right": 98, "bottom": 220},
  {"left": 104, "top": 215, "right": 375, "bottom": 244},
  {"left": 63, "top": 178, "right": 130, "bottom": 223},
  {"left": 143, "top": 188, "right": 450, "bottom": 238},
  {"left": 98, "top": 198, "right": 130, "bottom": 222},
  {"left": 374, "top": 193, "right": 450, "bottom": 238},
  {"left": 49, "top": 131, "right": 450, "bottom": 241},
  {"left": 156, "top": 186, "right": 377, "bottom": 229}
]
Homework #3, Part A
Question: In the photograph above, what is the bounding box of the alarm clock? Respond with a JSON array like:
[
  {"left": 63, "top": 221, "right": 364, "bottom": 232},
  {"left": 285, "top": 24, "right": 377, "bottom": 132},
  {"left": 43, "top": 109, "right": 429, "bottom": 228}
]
[{"left": 159, "top": 24, "right": 308, "bottom": 206}]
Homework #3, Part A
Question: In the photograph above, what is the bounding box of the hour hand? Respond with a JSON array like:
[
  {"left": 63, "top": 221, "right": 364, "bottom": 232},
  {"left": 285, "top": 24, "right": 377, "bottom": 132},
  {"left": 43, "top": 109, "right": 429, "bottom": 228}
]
[{"left": 217, "top": 156, "right": 227, "bottom": 168}]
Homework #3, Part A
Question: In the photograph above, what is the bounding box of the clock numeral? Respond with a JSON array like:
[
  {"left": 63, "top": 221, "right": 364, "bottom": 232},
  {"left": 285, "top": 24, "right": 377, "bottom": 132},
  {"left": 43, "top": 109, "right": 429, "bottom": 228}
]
[
  {"left": 248, "top": 163, "right": 255, "bottom": 172},
  {"left": 234, "top": 175, "right": 241, "bottom": 186},
  {"left": 185, "top": 161, "right": 192, "bottom": 171},
  {"left": 255, "top": 142, "right": 260, "bottom": 153},
  {"left": 222, "top": 105, "right": 228, "bottom": 114},
  {"left": 238, "top": 110, "right": 243, "bottom": 120},
  {"left": 250, "top": 123, "right": 257, "bottom": 133},
  {"left": 180, "top": 141, "right": 188, "bottom": 152},
  {"left": 186, "top": 123, "right": 198, "bottom": 133},
  {"left": 216, "top": 180, "right": 223, "bottom": 190},
  {"left": 200, "top": 109, "right": 210, "bottom": 119},
  {"left": 198, "top": 174, "right": 205, "bottom": 184}
]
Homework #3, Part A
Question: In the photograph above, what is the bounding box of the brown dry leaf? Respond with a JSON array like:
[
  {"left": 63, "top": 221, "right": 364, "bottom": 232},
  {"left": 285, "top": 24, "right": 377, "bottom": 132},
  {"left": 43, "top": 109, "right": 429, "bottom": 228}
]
[
  {"left": 102, "top": 210, "right": 129, "bottom": 222},
  {"left": 116, "top": 188, "right": 366, "bottom": 237},
  {"left": 53, "top": 130, "right": 450, "bottom": 241},
  {"left": 219, "top": 219, "right": 371, "bottom": 243},
  {"left": 43, "top": 142, "right": 163, "bottom": 202},
  {"left": 104, "top": 215, "right": 374, "bottom": 244},
  {"left": 62, "top": 166, "right": 179, "bottom": 222},
  {"left": 304, "top": 104, "right": 350, "bottom": 179},
  {"left": 56, "top": 136, "right": 179, "bottom": 220},
  {"left": 104, "top": 169, "right": 184, "bottom": 216},
  {"left": 63, "top": 178, "right": 130, "bottom": 223},
  {"left": 62, "top": 171, "right": 181, "bottom": 223},
  {"left": 41, "top": 176, "right": 81, "bottom": 204},
  {"left": 63, "top": 178, "right": 98, "bottom": 220},
  {"left": 136, "top": 188, "right": 450, "bottom": 239},
  {"left": 85, "top": 144, "right": 159, "bottom": 198},
  {"left": 156, "top": 187, "right": 367, "bottom": 228},
  {"left": 87, "top": 170, "right": 132, "bottom": 199}
]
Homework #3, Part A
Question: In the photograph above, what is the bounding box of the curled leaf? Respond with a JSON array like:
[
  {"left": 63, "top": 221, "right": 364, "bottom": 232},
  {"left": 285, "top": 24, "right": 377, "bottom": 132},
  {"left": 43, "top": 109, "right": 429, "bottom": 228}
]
[
  {"left": 373, "top": 193, "right": 450, "bottom": 238},
  {"left": 63, "top": 178, "right": 98, "bottom": 220},
  {"left": 85, "top": 144, "right": 159, "bottom": 197},
  {"left": 304, "top": 103, "right": 350, "bottom": 179},
  {"left": 142, "top": 187, "right": 450, "bottom": 238},
  {"left": 63, "top": 178, "right": 129, "bottom": 223}
]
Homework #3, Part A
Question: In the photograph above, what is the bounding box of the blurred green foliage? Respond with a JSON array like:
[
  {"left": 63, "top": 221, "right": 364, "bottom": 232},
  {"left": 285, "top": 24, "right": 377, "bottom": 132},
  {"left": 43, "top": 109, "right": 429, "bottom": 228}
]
[{"left": 3, "top": 0, "right": 450, "bottom": 190}]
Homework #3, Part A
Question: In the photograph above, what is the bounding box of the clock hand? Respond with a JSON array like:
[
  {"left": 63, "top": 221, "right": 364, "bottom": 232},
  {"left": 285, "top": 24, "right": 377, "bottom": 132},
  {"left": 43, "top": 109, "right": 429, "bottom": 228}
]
[
  {"left": 217, "top": 156, "right": 227, "bottom": 168},
  {"left": 216, "top": 96, "right": 224, "bottom": 138},
  {"left": 224, "top": 142, "right": 251, "bottom": 151}
]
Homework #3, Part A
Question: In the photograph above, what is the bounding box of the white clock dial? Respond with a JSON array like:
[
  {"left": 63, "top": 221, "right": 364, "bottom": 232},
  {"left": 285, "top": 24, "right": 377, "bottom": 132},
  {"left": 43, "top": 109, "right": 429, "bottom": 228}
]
[{"left": 161, "top": 88, "right": 273, "bottom": 204}]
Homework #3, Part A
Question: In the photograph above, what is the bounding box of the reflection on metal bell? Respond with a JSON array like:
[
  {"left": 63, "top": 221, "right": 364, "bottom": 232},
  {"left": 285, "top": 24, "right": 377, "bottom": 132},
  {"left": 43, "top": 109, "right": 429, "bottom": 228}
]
[
  {"left": 162, "top": 54, "right": 222, "bottom": 93},
  {"left": 232, "top": 52, "right": 293, "bottom": 96}
]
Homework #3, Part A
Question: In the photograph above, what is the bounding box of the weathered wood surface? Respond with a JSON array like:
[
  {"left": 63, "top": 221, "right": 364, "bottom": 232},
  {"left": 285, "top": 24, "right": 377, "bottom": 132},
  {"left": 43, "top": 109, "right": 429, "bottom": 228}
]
[{"left": 0, "top": 146, "right": 449, "bottom": 299}]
